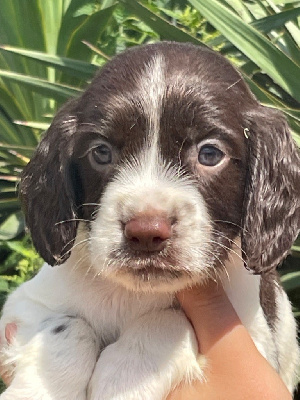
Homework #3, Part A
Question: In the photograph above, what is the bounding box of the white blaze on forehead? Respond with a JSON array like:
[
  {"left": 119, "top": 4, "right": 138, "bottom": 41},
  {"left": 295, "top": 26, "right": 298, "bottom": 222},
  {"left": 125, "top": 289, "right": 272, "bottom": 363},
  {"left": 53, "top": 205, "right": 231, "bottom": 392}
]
[
  {"left": 137, "top": 54, "right": 166, "bottom": 148},
  {"left": 103, "top": 53, "right": 165, "bottom": 132}
]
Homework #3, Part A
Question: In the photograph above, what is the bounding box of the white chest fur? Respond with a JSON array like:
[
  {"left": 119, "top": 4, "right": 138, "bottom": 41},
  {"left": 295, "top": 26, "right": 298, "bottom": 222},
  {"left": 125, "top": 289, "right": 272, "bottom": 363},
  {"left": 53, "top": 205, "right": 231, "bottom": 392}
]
[{"left": 0, "top": 245, "right": 298, "bottom": 399}]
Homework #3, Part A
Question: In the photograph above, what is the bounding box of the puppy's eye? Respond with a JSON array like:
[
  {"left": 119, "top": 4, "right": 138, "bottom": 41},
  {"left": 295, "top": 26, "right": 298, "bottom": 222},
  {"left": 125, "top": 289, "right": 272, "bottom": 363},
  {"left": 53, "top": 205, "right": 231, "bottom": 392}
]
[
  {"left": 91, "top": 144, "right": 112, "bottom": 165},
  {"left": 198, "top": 145, "right": 224, "bottom": 166}
]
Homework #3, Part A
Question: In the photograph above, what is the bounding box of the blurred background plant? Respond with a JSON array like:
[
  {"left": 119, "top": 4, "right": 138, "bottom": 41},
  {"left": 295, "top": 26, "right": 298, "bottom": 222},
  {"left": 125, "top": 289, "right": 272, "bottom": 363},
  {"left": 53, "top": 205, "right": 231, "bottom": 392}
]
[{"left": 0, "top": 0, "right": 299, "bottom": 395}]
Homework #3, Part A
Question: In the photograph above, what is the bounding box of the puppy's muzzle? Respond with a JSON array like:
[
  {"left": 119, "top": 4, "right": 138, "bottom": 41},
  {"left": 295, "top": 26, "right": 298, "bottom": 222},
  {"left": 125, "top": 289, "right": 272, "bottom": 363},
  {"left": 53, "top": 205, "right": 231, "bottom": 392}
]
[{"left": 124, "top": 212, "right": 172, "bottom": 253}]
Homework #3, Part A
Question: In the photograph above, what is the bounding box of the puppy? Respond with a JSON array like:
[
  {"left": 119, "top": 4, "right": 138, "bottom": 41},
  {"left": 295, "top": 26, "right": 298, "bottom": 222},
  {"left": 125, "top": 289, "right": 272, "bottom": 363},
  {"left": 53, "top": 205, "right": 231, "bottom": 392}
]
[{"left": 0, "top": 42, "right": 299, "bottom": 400}]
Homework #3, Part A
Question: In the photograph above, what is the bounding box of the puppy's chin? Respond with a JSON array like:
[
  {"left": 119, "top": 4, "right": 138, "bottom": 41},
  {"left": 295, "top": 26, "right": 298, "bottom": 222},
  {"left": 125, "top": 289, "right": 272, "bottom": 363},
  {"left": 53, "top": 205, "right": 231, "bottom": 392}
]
[
  {"left": 98, "top": 253, "right": 203, "bottom": 293},
  {"left": 108, "top": 269, "right": 198, "bottom": 293}
]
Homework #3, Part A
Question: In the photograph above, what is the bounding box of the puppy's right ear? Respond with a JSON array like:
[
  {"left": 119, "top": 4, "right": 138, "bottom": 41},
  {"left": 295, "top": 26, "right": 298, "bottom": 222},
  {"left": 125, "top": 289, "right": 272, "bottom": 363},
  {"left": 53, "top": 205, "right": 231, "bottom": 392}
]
[
  {"left": 19, "top": 100, "right": 79, "bottom": 266},
  {"left": 241, "top": 106, "right": 300, "bottom": 274}
]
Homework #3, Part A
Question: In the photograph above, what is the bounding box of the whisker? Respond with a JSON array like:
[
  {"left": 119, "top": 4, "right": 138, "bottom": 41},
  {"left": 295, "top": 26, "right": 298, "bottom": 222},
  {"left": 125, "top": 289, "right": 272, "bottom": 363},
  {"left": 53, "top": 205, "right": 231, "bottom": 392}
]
[
  {"left": 212, "top": 219, "right": 251, "bottom": 236},
  {"left": 205, "top": 252, "right": 230, "bottom": 284},
  {"left": 71, "top": 251, "right": 91, "bottom": 274},
  {"left": 203, "top": 247, "right": 228, "bottom": 278},
  {"left": 59, "top": 237, "right": 90, "bottom": 262},
  {"left": 81, "top": 203, "right": 101, "bottom": 207},
  {"left": 90, "top": 248, "right": 113, "bottom": 280},
  {"left": 210, "top": 229, "right": 248, "bottom": 258},
  {"left": 209, "top": 238, "right": 247, "bottom": 267},
  {"left": 55, "top": 218, "right": 90, "bottom": 226}
]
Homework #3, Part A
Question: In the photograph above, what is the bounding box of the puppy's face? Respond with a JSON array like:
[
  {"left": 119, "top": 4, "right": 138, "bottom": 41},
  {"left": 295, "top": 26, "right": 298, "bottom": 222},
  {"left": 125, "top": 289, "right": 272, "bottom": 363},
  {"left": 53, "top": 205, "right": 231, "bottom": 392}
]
[
  {"left": 20, "top": 43, "right": 300, "bottom": 292},
  {"left": 68, "top": 45, "right": 249, "bottom": 292}
]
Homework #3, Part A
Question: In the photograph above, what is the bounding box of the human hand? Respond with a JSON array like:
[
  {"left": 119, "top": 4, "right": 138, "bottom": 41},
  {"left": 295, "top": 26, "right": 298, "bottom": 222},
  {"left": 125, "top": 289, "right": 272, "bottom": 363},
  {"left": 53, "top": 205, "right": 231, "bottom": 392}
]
[
  {"left": 177, "top": 279, "right": 239, "bottom": 354},
  {"left": 167, "top": 279, "right": 292, "bottom": 400}
]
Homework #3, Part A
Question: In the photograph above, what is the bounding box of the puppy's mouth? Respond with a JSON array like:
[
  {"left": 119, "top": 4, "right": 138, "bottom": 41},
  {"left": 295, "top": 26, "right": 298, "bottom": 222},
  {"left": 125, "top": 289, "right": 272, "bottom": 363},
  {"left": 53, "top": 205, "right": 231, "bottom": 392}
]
[
  {"left": 123, "top": 265, "right": 183, "bottom": 281},
  {"left": 109, "top": 248, "right": 187, "bottom": 281}
]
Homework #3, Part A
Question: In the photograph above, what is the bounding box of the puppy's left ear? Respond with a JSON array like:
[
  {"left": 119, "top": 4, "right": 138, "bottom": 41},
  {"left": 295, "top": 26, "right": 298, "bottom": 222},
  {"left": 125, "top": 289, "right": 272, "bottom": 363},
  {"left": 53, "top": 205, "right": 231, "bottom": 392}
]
[
  {"left": 19, "top": 102, "right": 79, "bottom": 266},
  {"left": 242, "top": 106, "right": 300, "bottom": 273}
]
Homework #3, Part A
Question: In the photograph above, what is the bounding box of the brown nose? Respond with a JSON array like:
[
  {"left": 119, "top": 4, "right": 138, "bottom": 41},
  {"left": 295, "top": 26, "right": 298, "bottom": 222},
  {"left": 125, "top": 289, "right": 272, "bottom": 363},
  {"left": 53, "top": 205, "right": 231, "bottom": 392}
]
[{"left": 124, "top": 214, "right": 172, "bottom": 252}]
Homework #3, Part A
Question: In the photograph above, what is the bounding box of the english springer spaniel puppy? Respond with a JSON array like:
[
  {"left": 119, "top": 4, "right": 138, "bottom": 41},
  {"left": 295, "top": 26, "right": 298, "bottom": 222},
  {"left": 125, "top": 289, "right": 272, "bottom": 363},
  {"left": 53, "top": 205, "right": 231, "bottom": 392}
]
[{"left": 0, "top": 42, "right": 299, "bottom": 400}]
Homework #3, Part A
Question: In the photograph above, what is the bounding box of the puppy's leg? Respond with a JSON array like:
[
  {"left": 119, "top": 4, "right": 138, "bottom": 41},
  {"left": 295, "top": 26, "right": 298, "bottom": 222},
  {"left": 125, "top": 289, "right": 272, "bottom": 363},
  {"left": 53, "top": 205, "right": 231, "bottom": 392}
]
[
  {"left": 88, "top": 309, "right": 205, "bottom": 400},
  {"left": 0, "top": 315, "right": 99, "bottom": 400}
]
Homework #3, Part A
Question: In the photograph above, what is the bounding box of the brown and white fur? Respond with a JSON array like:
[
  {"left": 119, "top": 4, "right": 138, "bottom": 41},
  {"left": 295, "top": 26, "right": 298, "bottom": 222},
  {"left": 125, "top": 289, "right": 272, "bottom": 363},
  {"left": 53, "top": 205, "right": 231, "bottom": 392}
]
[{"left": 0, "top": 42, "right": 299, "bottom": 400}]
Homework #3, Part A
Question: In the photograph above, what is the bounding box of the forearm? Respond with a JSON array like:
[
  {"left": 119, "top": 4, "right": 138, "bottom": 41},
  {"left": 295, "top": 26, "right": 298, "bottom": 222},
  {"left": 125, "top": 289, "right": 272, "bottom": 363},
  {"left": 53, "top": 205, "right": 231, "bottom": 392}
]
[{"left": 167, "top": 286, "right": 292, "bottom": 400}]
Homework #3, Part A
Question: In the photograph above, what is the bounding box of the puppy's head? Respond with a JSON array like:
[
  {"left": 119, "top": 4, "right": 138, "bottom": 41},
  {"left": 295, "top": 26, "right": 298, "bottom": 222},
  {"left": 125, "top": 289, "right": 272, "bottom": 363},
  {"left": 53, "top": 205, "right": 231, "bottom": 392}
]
[{"left": 20, "top": 42, "right": 300, "bottom": 292}]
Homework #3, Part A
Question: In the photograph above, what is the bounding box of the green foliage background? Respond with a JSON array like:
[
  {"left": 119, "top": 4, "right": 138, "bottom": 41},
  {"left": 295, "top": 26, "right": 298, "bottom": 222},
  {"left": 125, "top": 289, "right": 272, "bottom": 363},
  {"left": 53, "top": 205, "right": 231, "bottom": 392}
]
[{"left": 0, "top": 0, "right": 299, "bottom": 395}]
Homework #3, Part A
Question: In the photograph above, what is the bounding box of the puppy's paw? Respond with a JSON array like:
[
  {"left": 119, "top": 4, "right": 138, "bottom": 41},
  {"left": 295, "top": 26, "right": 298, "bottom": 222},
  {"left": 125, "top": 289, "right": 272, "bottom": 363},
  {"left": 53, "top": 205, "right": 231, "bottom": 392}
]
[
  {"left": 0, "top": 315, "right": 99, "bottom": 400},
  {"left": 88, "top": 309, "right": 205, "bottom": 400}
]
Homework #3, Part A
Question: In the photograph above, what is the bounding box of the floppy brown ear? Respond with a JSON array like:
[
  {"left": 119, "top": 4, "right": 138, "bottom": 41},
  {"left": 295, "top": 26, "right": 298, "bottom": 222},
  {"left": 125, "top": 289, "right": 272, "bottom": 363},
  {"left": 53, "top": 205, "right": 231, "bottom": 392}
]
[
  {"left": 19, "top": 100, "right": 80, "bottom": 266},
  {"left": 241, "top": 106, "right": 300, "bottom": 273}
]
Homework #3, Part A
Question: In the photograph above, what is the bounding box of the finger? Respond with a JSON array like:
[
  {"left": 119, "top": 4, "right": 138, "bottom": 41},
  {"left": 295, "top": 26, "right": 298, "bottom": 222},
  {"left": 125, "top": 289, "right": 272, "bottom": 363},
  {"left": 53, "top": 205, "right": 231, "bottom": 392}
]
[{"left": 177, "top": 280, "right": 225, "bottom": 315}]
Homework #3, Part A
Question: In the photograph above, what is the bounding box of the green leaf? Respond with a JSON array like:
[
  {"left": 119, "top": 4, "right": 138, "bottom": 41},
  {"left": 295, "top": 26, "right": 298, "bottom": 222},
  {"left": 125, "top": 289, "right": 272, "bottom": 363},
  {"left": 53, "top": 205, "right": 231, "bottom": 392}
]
[
  {"left": 58, "top": 3, "right": 116, "bottom": 60},
  {"left": 0, "top": 142, "right": 37, "bottom": 152},
  {"left": 281, "top": 271, "right": 300, "bottom": 292},
  {"left": 6, "top": 241, "right": 34, "bottom": 258},
  {"left": 0, "top": 70, "right": 81, "bottom": 100},
  {"left": 0, "top": 0, "right": 45, "bottom": 53},
  {"left": 73, "top": 3, "right": 99, "bottom": 17},
  {"left": 101, "top": 0, "right": 117, "bottom": 9},
  {"left": 14, "top": 120, "right": 50, "bottom": 131},
  {"left": 0, "top": 279, "right": 10, "bottom": 293},
  {"left": 268, "top": 0, "right": 300, "bottom": 5},
  {"left": 81, "top": 41, "right": 111, "bottom": 60},
  {"left": 0, "top": 114, "right": 22, "bottom": 146},
  {"left": 0, "top": 85, "right": 28, "bottom": 122},
  {"left": 0, "top": 211, "right": 24, "bottom": 240},
  {"left": 0, "top": 198, "right": 21, "bottom": 212},
  {"left": 224, "top": 0, "right": 253, "bottom": 19},
  {"left": 0, "top": 46, "right": 98, "bottom": 81},
  {"left": 119, "top": 0, "right": 203, "bottom": 45},
  {"left": 252, "top": 7, "right": 300, "bottom": 33},
  {"left": 188, "top": 0, "right": 300, "bottom": 102}
]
